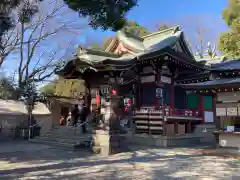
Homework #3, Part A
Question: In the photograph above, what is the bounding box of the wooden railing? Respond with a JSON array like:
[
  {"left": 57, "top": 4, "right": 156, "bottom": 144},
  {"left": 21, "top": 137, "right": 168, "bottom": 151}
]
[{"left": 133, "top": 108, "right": 164, "bottom": 135}]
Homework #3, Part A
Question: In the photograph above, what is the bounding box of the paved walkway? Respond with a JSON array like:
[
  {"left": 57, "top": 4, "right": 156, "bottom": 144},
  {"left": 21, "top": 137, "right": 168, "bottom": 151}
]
[
  {"left": 0, "top": 141, "right": 50, "bottom": 154},
  {"left": 0, "top": 142, "right": 239, "bottom": 180}
]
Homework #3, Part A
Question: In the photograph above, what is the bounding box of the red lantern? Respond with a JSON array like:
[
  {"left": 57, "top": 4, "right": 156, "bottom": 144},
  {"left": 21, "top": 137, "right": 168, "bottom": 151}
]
[
  {"left": 128, "top": 99, "right": 132, "bottom": 105},
  {"left": 124, "top": 107, "right": 129, "bottom": 112},
  {"left": 96, "top": 95, "right": 100, "bottom": 105},
  {"left": 96, "top": 91, "right": 100, "bottom": 105},
  {"left": 112, "top": 89, "right": 117, "bottom": 95}
]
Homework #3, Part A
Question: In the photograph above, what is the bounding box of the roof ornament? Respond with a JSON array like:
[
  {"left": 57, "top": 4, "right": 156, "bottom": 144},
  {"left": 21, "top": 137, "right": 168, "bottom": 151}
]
[{"left": 173, "top": 26, "right": 180, "bottom": 33}]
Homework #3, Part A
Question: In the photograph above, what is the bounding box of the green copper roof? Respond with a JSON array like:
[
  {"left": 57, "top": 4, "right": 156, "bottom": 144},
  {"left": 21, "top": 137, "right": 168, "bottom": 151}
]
[
  {"left": 58, "top": 26, "right": 200, "bottom": 76},
  {"left": 76, "top": 47, "right": 135, "bottom": 65},
  {"left": 182, "top": 77, "right": 240, "bottom": 89},
  {"left": 142, "top": 26, "right": 180, "bottom": 48},
  {"left": 117, "top": 31, "right": 145, "bottom": 52},
  {"left": 75, "top": 26, "right": 188, "bottom": 64}
]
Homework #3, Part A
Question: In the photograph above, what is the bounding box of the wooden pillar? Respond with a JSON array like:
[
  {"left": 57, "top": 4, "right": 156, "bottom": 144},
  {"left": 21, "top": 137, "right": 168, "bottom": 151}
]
[
  {"left": 174, "top": 121, "right": 178, "bottom": 134},
  {"left": 136, "top": 76, "right": 141, "bottom": 108},
  {"left": 169, "top": 66, "right": 176, "bottom": 110},
  {"left": 84, "top": 82, "right": 91, "bottom": 112},
  {"left": 135, "top": 65, "right": 142, "bottom": 109},
  {"left": 187, "top": 121, "right": 191, "bottom": 133},
  {"left": 163, "top": 117, "right": 167, "bottom": 136},
  {"left": 170, "top": 78, "right": 175, "bottom": 109},
  {"left": 212, "top": 94, "right": 217, "bottom": 125},
  {"left": 199, "top": 95, "right": 204, "bottom": 122}
]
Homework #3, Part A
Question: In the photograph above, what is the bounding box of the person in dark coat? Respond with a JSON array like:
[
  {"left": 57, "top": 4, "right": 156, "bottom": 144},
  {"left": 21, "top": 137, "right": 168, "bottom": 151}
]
[
  {"left": 71, "top": 104, "right": 79, "bottom": 127},
  {"left": 80, "top": 103, "right": 89, "bottom": 133}
]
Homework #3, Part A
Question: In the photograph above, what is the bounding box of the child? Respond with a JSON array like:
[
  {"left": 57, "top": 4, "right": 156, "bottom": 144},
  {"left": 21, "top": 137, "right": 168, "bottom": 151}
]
[{"left": 59, "top": 116, "right": 65, "bottom": 126}]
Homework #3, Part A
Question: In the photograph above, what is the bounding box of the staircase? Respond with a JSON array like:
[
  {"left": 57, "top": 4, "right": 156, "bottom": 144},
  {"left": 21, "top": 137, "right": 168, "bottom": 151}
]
[{"left": 29, "top": 126, "right": 93, "bottom": 150}]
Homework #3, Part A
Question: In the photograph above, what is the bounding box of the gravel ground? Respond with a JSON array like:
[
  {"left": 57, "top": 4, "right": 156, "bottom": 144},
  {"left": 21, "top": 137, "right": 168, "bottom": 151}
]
[{"left": 0, "top": 142, "right": 239, "bottom": 180}]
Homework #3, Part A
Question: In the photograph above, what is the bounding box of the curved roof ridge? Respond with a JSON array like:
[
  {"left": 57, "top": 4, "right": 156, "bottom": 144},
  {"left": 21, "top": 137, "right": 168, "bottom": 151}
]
[
  {"left": 141, "top": 25, "right": 181, "bottom": 39},
  {"left": 77, "top": 46, "right": 120, "bottom": 58},
  {"left": 116, "top": 30, "right": 145, "bottom": 52}
]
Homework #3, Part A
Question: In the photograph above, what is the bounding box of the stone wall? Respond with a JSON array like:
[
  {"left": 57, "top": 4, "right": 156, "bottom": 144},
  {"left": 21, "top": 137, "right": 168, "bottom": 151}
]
[
  {"left": 123, "top": 134, "right": 202, "bottom": 147},
  {"left": 0, "top": 114, "right": 52, "bottom": 138},
  {"left": 194, "top": 124, "right": 216, "bottom": 145}
]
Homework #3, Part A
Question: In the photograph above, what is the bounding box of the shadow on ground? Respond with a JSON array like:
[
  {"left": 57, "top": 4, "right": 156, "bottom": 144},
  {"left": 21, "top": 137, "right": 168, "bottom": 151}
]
[{"left": 0, "top": 142, "right": 239, "bottom": 180}]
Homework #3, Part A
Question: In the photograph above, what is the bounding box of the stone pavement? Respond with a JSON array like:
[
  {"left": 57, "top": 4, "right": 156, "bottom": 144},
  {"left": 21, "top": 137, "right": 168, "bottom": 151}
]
[
  {"left": 0, "top": 141, "right": 50, "bottom": 154},
  {"left": 0, "top": 142, "right": 239, "bottom": 180}
]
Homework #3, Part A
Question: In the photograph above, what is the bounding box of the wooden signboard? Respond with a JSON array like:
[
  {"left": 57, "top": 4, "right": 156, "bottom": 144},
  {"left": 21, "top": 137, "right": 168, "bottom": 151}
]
[
  {"left": 140, "top": 75, "right": 155, "bottom": 83},
  {"left": 226, "top": 107, "right": 238, "bottom": 116},
  {"left": 216, "top": 108, "right": 226, "bottom": 116}
]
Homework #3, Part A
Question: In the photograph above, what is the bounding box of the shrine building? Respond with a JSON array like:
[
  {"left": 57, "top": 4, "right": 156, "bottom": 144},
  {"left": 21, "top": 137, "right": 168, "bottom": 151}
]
[{"left": 57, "top": 26, "right": 218, "bottom": 150}]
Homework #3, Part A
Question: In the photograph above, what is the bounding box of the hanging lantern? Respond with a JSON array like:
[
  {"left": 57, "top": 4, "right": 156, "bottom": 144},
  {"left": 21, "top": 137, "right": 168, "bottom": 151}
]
[
  {"left": 95, "top": 90, "right": 101, "bottom": 105},
  {"left": 124, "top": 107, "right": 129, "bottom": 112},
  {"left": 112, "top": 89, "right": 117, "bottom": 95}
]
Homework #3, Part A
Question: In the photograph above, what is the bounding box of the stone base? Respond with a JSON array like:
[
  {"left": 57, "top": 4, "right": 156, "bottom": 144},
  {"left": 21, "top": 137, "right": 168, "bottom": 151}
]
[
  {"left": 194, "top": 124, "right": 216, "bottom": 145},
  {"left": 216, "top": 146, "right": 240, "bottom": 155},
  {"left": 92, "top": 130, "right": 128, "bottom": 156},
  {"left": 124, "top": 134, "right": 202, "bottom": 147}
]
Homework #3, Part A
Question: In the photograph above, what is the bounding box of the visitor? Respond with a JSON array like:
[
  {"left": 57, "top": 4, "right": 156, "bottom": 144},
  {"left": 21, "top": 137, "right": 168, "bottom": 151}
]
[
  {"left": 80, "top": 103, "right": 89, "bottom": 133},
  {"left": 59, "top": 116, "right": 65, "bottom": 126},
  {"left": 71, "top": 104, "right": 79, "bottom": 127}
]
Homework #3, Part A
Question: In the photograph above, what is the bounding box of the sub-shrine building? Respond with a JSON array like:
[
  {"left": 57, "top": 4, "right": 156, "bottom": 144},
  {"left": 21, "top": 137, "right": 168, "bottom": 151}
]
[
  {"left": 183, "top": 60, "right": 240, "bottom": 150},
  {"left": 57, "top": 27, "right": 217, "bottom": 153}
]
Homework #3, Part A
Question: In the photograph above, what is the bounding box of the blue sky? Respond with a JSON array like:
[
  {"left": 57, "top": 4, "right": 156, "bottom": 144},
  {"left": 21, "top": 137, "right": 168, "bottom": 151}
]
[
  {"left": 84, "top": 0, "right": 228, "bottom": 48},
  {"left": 2, "top": 0, "right": 229, "bottom": 84}
]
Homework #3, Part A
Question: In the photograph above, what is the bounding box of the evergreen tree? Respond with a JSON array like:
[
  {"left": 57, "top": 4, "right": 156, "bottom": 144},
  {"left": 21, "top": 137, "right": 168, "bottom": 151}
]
[
  {"left": 0, "top": 76, "right": 17, "bottom": 100},
  {"left": 218, "top": 0, "right": 240, "bottom": 57},
  {"left": 123, "top": 20, "right": 150, "bottom": 37},
  {"left": 64, "top": 0, "right": 138, "bottom": 31},
  {"left": 40, "top": 78, "right": 85, "bottom": 98}
]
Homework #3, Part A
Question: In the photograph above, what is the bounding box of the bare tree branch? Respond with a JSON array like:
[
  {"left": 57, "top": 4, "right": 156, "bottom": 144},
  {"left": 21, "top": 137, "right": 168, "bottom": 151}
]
[{"left": 0, "top": 0, "right": 86, "bottom": 92}]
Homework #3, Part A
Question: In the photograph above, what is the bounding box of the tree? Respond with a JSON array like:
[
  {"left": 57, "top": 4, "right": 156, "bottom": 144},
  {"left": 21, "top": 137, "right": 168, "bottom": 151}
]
[
  {"left": 40, "top": 78, "right": 85, "bottom": 98},
  {"left": 156, "top": 24, "right": 171, "bottom": 31},
  {"left": 91, "top": 43, "right": 102, "bottom": 50},
  {"left": 89, "top": 20, "right": 150, "bottom": 50},
  {"left": 2, "top": 0, "right": 81, "bottom": 96},
  {"left": 89, "top": 22, "right": 171, "bottom": 51},
  {"left": 0, "top": 75, "right": 18, "bottom": 100},
  {"left": 0, "top": 0, "right": 137, "bottom": 67},
  {"left": 0, "top": 0, "right": 44, "bottom": 67},
  {"left": 40, "top": 82, "right": 56, "bottom": 95},
  {"left": 123, "top": 20, "right": 150, "bottom": 37},
  {"left": 63, "top": 0, "right": 138, "bottom": 31},
  {"left": 218, "top": 0, "right": 240, "bottom": 57}
]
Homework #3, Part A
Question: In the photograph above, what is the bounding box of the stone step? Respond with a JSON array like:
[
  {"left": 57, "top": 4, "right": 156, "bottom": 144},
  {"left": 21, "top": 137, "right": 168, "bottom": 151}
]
[
  {"left": 46, "top": 128, "right": 94, "bottom": 136},
  {"left": 36, "top": 134, "right": 92, "bottom": 144},
  {"left": 44, "top": 130, "right": 94, "bottom": 136},
  {"left": 29, "top": 138, "right": 93, "bottom": 151},
  {"left": 35, "top": 136, "right": 88, "bottom": 144},
  {"left": 29, "top": 126, "right": 99, "bottom": 151},
  {"left": 40, "top": 133, "right": 92, "bottom": 139},
  {"left": 53, "top": 126, "right": 95, "bottom": 131},
  {"left": 29, "top": 138, "right": 76, "bottom": 150},
  {"left": 44, "top": 131, "right": 84, "bottom": 136}
]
